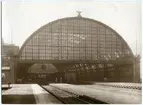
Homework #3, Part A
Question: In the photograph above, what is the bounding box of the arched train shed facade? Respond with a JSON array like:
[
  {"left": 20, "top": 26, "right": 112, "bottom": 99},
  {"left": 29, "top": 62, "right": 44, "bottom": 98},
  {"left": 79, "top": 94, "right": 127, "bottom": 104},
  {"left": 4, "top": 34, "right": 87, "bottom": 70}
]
[{"left": 17, "top": 16, "right": 134, "bottom": 82}]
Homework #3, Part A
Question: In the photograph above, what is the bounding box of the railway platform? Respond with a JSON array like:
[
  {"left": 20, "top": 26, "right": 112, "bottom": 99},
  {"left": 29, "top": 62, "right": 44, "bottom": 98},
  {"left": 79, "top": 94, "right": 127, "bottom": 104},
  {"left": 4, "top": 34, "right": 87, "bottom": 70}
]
[
  {"left": 2, "top": 84, "right": 62, "bottom": 104},
  {"left": 2, "top": 83, "right": 142, "bottom": 104}
]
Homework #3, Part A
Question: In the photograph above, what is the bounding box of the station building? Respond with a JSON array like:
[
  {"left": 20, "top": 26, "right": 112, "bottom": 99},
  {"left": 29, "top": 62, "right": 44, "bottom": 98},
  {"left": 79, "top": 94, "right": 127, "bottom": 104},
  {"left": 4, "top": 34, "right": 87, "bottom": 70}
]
[{"left": 2, "top": 14, "right": 141, "bottom": 84}]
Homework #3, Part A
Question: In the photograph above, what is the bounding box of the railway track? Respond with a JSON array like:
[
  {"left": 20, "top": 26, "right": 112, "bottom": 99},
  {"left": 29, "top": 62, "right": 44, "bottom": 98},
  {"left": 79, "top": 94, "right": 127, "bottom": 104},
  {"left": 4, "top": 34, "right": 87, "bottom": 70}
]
[{"left": 40, "top": 85, "right": 107, "bottom": 104}]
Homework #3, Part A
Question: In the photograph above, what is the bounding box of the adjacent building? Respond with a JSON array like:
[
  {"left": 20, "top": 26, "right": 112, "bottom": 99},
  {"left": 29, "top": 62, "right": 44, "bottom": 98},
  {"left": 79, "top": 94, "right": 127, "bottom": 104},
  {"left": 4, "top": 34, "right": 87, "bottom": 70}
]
[{"left": 2, "top": 39, "right": 19, "bottom": 84}]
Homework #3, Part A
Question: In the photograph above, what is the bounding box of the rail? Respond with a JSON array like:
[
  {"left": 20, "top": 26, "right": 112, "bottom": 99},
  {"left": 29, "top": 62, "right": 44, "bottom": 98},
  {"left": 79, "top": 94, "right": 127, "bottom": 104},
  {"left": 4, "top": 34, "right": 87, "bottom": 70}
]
[{"left": 40, "top": 85, "right": 107, "bottom": 104}]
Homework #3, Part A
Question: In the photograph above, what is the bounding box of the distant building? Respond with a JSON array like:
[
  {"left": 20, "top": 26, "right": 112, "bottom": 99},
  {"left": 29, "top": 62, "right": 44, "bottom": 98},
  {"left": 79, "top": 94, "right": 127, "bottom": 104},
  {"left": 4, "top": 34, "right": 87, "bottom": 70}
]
[
  {"left": 2, "top": 66, "right": 11, "bottom": 84},
  {"left": 25, "top": 64, "right": 59, "bottom": 84},
  {"left": 2, "top": 43, "right": 19, "bottom": 58},
  {"left": 2, "top": 39, "right": 20, "bottom": 84}
]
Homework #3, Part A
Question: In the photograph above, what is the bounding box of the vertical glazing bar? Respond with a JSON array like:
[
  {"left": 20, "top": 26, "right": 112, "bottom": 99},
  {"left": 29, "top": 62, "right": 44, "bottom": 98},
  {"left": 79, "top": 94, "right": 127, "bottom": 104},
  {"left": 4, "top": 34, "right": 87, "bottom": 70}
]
[{"left": 50, "top": 25, "right": 52, "bottom": 60}]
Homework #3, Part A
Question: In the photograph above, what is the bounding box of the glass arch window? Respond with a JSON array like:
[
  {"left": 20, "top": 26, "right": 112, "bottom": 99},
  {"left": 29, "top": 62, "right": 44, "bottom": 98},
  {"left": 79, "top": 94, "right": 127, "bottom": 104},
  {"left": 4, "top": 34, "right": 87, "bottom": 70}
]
[{"left": 19, "top": 17, "right": 133, "bottom": 61}]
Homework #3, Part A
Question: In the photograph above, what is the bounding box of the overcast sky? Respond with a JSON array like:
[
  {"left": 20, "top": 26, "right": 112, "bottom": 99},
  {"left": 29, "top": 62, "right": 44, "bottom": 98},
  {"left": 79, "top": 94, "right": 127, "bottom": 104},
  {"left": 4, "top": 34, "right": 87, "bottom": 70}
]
[{"left": 2, "top": 0, "right": 142, "bottom": 55}]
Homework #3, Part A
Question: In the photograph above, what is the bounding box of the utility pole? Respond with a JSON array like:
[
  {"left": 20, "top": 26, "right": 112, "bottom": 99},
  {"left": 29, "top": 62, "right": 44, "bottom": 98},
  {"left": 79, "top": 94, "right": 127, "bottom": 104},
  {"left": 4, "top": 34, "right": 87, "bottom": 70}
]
[
  {"left": 136, "top": 32, "right": 137, "bottom": 55},
  {"left": 11, "top": 26, "right": 13, "bottom": 45}
]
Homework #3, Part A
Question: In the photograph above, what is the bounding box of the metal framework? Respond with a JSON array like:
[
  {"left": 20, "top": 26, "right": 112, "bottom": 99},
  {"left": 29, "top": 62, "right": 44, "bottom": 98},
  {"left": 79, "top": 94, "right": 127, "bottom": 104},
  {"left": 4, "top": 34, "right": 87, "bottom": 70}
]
[
  {"left": 18, "top": 15, "right": 134, "bottom": 82},
  {"left": 19, "top": 16, "right": 133, "bottom": 61}
]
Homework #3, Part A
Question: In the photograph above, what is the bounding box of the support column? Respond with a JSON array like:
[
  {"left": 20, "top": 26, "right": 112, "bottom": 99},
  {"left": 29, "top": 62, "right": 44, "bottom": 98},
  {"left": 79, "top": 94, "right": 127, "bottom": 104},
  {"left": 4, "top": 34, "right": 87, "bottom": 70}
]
[
  {"left": 133, "top": 56, "right": 140, "bottom": 83},
  {"left": 10, "top": 58, "right": 17, "bottom": 84}
]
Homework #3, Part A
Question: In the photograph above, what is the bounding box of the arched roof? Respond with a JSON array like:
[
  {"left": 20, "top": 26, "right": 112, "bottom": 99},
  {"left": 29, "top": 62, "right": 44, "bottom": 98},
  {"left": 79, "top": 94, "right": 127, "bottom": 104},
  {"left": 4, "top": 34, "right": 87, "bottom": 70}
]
[
  {"left": 28, "top": 64, "right": 58, "bottom": 73},
  {"left": 19, "top": 16, "right": 133, "bottom": 61}
]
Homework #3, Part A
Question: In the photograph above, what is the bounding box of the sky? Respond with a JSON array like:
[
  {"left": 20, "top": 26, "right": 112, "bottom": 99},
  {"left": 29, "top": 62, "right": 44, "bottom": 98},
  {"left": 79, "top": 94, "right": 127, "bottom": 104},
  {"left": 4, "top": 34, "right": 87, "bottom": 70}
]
[{"left": 2, "top": 0, "right": 142, "bottom": 55}]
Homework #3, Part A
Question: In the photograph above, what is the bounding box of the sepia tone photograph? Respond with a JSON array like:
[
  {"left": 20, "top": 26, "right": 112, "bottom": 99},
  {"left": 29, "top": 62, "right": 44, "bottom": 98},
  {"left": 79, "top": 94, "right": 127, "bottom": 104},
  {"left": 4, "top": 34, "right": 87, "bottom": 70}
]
[{"left": 1, "top": 0, "right": 142, "bottom": 104}]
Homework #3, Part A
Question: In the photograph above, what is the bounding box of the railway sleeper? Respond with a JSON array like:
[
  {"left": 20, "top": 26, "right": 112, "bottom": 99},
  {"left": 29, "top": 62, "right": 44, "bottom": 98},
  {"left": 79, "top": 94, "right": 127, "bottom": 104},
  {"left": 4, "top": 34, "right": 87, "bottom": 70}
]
[{"left": 47, "top": 85, "right": 107, "bottom": 104}]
